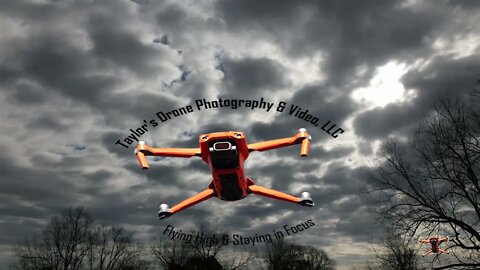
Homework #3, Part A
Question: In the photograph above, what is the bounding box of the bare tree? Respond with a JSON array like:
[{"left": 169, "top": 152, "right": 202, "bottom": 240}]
[
  {"left": 151, "top": 239, "right": 193, "bottom": 269},
  {"left": 374, "top": 233, "right": 422, "bottom": 270},
  {"left": 264, "top": 238, "right": 291, "bottom": 270},
  {"left": 220, "top": 246, "right": 255, "bottom": 270},
  {"left": 264, "top": 239, "right": 334, "bottom": 270},
  {"left": 14, "top": 207, "right": 149, "bottom": 270},
  {"left": 15, "top": 207, "right": 94, "bottom": 270},
  {"left": 151, "top": 223, "right": 255, "bottom": 270},
  {"left": 150, "top": 226, "right": 224, "bottom": 270},
  {"left": 299, "top": 245, "right": 335, "bottom": 270},
  {"left": 86, "top": 224, "right": 149, "bottom": 270},
  {"left": 190, "top": 223, "right": 225, "bottom": 264},
  {"left": 369, "top": 93, "right": 480, "bottom": 269}
]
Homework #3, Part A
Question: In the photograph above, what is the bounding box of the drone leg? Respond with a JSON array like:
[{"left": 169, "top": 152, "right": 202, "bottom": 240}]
[
  {"left": 158, "top": 188, "right": 215, "bottom": 219},
  {"left": 248, "top": 185, "right": 314, "bottom": 207},
  {"left": 422, "top": 250, "right": 433, "bottom": 257},
  {"left": 438, "top": 248, "right": 449, "bottom": 254}
]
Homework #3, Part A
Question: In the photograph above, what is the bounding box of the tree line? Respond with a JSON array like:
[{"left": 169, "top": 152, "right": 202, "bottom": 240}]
[{"left": 11, "top": 207, "right": 335, "bottom": 270}]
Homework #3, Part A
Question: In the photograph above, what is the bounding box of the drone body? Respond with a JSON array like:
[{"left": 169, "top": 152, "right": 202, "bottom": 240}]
[
  {"left": 418, "top": 236, "right": 450, "bottom": 257},
  {"left": 135, "top": 129, "right": 314, "bottom": 219}
]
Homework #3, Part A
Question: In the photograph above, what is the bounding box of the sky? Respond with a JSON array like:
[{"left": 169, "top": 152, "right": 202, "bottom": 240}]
[{"left": 1, "top": 0, "right": 480, "bottom": 269}]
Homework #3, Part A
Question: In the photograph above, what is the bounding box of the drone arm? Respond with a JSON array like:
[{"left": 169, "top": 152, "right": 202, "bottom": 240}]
[
  {"left": 248, "top": 128, "right": 311, "bottom": 156},
  {"left": 248, "top": 185, "right": 302, "bottom": 204},
  {"left": 422, "top": 250, "right": 433, "bottom": 257},
  {"left": 146, "top": 147, "right": 200, "bottom": 157},
  {"left": 439, "top": 237, "right": 450, "bottom": 243},
  {"left": 135, "top": 141, "right": 200, "bottom": 169},
  {"left": 170, "top": 188, "right": 215, "bottom": 214},
  {"left": 418, "top": 239, "right": 430, "bottom": 243},
  {"left": 438, "top": 248, "right": 449, "bottom": 254}
]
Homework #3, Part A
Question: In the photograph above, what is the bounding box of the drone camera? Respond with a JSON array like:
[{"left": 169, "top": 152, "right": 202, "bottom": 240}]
[{"left": 213, "top": 142, "right": 232, "bottom": 151}]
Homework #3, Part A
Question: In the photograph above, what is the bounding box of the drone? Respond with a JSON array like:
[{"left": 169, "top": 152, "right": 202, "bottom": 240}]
[
  {"left": 418, "top": 236, "right": 451, "bottom": 257},
  {"left": 134, "top": 128, "right": 314, "bottom": 219}
]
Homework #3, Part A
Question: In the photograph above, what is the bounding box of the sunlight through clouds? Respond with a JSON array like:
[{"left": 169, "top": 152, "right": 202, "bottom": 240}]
[{"left": 352, "top": 62, "right": 411, "bottom": 108}]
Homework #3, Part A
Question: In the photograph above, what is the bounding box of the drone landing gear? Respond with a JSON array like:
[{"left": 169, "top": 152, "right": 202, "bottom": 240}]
[
  {"left": 298, "top": 192, "right": 314, "bottom": 207},
  {"left": 422, "top": 250, "right": 433, "bottom": 257},
  {"left": 248, "top": 185, "right": 314, "bottom": 207},
  {"left": 158, "top": 188, "right": 215, "bottom": 219},
  {"left": 158, "top": 204, "right": 172, "bottom": 219},
  {"left": 438, "top": 248, "right": 449, "bottom": 255}
]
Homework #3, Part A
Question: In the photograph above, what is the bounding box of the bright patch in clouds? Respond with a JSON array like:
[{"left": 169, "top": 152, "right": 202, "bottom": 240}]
[{"left": 352, "top": 62, "right": 410, "bottom": 107}]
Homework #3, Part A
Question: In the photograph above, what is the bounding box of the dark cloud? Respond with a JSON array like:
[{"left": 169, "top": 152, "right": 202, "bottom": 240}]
[
  {"left": 215, "top": 0, "right": 309, "bottom": 33},
  {"left": 216, "top": 0, "right": 445, "bottom": 87},
  {"left": 84, "top": 169, "right": 112, "bottom": 183},
  {"left": 27, "top": 113, "right": 71, "bottom": 132},
  {"left": 314, "top": 166, "right": 381, "bottom": 243},
  {"left": 353, "top": 103, "right": 422, "bottom": 139},
  {"left": 154, "top": 2, "right": 190, "bottom": 33},
  {"left": 357, "top": 141, "right": 374, "bottom": 156},
  {"left": 402, "top": 55, "right": 480, "bottom": 107},
  {"left": 314, "top": 165, "right": 371, "bottom": 205},
  {"left": 0, "top": 219, "right": 44, "bottom": 245},
  {"left": 0, "top": 4, "right": 181, "bottom": 129},
  {"left": 220, "top": 57, "right": 287, "bottom": 96},
  {"left": 0, "top": 66, "right": 22, "bottom": 86},
  {"left": 334, "top": 203, "right": 380, "bottom": 242},
  {"left": 0, "top": 152, "right": 82, "bottom": 215},
  {"left": 0, "top": 0, "right": 61, "bottom": 22},
  {"left": 353, "top": 55, "right": 480, "bottom": 139},
  {"left": 153, "top": 35, "right": 170, "bottom": 45},
  {"left": 310, "top": 0, "right": 441, "bottom": 87},
  {"left": 7, "top": 81, "right": 47, "bottom": 104},
  {"left": 445, "top": 0, "right": 480, "bottom": 9},
  {"left": 3, "top": 31, "right": 119, "bottom": 111},
  {"left": 87, "top": 14, "right": 169, "bottom": 77}
]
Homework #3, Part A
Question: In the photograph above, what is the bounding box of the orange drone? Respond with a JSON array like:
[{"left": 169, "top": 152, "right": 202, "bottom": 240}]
[
  {"left": 418, "top": 236, "right": 451, "bottom": 257},
  {"left": 135, "top": 128, "right": 314, "bottom": 219}
]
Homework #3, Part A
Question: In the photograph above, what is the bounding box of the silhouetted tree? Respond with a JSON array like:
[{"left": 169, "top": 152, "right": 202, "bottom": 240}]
[
  {"left": 183, "top": 255, "right": 223, "bottom": 270},
  {"left": 264, "top": 239, "right": 334, "bottom": 270},
  {"left": 375, "top": 234, "right": 422, "bottom": 270},
  {"left": 14, "top": 207, "right": 149, "bottom": 270},
  {"left": 15, "top": 207, "right": 94, "bottom": 270},
  {"left": 86, "top": 224, "right": 149, "bottom": 270},
  {"left": 151, "top": 223, "right": 254, "bottom": 270},
  {"left": 369, "top": 92, "right": 480, "bottom": 269},
  {"left": 151, "top": 240, "right": 193, "bottom": 270}
]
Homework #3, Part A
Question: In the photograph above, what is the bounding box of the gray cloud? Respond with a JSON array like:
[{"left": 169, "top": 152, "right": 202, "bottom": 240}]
[
  {"left": 220, "top": 56, "right": 288, "bottom": 96},
  {"left": 353, "top": 55, "right": 480, "bottom": 139},
  {"left": 87, "top": 14, "right": 171, "bottom": 77},
  {"left": 353, "top": 103, "right": 422, "bottom": 139},
  {"left": 216, "top": 0, "right": 445, "bottom": 88}
]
